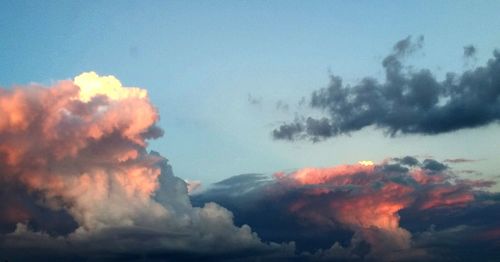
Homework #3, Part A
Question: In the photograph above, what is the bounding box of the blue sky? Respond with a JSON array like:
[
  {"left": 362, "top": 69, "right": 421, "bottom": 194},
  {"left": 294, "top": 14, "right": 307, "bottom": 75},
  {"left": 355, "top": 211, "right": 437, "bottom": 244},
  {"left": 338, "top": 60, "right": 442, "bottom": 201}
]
[{"left": 1, "top": 0, "right": 500, "bottom": 186}]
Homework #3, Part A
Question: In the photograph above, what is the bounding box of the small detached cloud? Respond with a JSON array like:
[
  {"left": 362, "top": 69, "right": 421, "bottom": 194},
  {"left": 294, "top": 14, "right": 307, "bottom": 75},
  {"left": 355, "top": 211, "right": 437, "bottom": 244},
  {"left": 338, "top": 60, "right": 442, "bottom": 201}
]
[
  {"left": 273, "top": 36, "right": 500, "bottom": 142},
  {"left": 444, "top": 158, "right": 480, "bottom": 164},
  {"left": 247, "top": 93, "right": 263, "bottom": 105},
  {"left": 463, "top": 45, "right": 477, "bottom": 58}
]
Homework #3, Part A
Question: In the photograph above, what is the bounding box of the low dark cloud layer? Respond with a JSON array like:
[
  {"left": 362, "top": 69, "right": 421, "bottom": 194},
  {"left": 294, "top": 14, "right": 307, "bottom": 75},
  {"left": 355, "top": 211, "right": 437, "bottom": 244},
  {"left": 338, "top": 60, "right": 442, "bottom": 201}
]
[
  {"left": 193, "top": 157, "right": 500, "bottom": 261},
  {"left": 273, "top": 36, "right": 500, "bottom": 141}
]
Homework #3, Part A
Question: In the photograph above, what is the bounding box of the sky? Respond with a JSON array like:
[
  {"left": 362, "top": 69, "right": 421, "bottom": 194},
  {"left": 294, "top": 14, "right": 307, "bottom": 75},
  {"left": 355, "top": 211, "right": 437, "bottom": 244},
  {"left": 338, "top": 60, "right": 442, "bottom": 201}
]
[
  {"left": 1, "top": 1, "right": 500, "bottom": 261},
  {"left": 2, "top": 1, "right": 500, "bottom": 185}
]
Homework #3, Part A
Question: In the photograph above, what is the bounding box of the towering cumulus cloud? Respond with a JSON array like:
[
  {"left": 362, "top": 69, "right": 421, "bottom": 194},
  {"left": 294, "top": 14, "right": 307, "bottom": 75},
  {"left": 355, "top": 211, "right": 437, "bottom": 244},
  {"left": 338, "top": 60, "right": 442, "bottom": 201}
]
[
  {"left": 194, "top": 157, "right": 500, "bottom": 261},
  {"left": 0, "top": 72, "right": 292, "bottom": 261},
  {"left": 273, "top": 36, "right": 500, "bottom": 141}
]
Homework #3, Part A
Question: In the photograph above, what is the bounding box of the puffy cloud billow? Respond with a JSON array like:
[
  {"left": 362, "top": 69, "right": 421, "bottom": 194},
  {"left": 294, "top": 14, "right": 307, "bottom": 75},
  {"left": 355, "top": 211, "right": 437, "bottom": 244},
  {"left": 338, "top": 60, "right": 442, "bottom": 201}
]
[
  {"left": 0, "top": 72, "right": 294, "bottom": 261},
  {"left": 193, "top": 157, "right": 500, "bottom": 261},
  {"left": 273, "top": 36, "right": 500, "bottom": 141}
]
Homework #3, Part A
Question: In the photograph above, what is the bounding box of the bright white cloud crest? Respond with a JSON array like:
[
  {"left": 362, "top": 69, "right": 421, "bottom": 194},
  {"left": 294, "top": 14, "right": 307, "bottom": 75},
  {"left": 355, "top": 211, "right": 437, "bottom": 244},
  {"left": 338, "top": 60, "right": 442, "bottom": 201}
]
[{"left": 0, "top": 72, "right": 292, "bottom": 258}]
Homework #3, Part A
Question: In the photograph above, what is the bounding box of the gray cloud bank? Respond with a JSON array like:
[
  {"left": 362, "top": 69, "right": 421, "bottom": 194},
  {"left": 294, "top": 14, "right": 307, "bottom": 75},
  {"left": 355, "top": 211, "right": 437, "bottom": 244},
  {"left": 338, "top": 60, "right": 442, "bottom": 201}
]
[{"left": 273, "top": 36, "right": 500, "bottom": 141}]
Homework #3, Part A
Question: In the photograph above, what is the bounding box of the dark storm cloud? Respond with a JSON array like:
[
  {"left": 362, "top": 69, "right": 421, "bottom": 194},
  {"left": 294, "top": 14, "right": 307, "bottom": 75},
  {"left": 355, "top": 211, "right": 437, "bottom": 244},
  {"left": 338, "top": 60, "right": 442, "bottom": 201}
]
[
  {"left": 273, "top": 36, "right": 500, "bottom": 141},
  {"left": 192, "top": 174, "right": 356, "bottom": 256},
  {"left": 193, "top": 157, "right": 500, "bottom": 261},
  {"left": 273, "top": 121, "right": 304, "bottom": 140}
]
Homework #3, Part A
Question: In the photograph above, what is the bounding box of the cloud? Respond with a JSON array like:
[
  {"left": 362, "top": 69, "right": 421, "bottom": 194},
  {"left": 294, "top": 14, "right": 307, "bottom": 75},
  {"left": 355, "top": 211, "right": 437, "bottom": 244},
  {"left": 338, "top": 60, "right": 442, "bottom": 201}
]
[
  {"left": 273, "top": 36, "right": 500, "bottom": 141},
  {"left": 193, "top": 157, "right": 500, "bottom": 260},
  {"left": 443, "top": 158, "right": 479, "bottom": 164},
  {"left": 247, "top": 93, "right": 262, "bottom": 105},
  {"left": 464, "top": 45, "right": 477, "bottom": 59},
  {"left": 0, "top": 72, "right": 293, "bottom": 261},
  {"left": 276, "top": 100, "right": 290, "bottom": 112},
  {"left": 273, "top": 121, "right": 305, "bottom": 140},
  {"left": 395, "top": 156, "right": 420, "bottom": 166},
  {"left": 422, "top": 159, "right": 448, "bottom": 172}
]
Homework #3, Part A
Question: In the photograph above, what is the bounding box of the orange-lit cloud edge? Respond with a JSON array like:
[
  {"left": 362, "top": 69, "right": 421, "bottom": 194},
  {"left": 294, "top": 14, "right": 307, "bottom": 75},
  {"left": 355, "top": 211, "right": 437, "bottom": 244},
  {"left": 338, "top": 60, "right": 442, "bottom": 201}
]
[{"left": 266, "top": 157, "right": 497, "bottom": 259}]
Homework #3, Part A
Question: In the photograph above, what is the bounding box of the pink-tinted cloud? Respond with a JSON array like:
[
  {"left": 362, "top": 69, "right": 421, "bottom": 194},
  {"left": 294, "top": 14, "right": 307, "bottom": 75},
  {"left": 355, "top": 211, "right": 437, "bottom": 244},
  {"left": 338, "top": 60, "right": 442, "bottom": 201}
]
[
  {"left": 0, "top": 72, "right": 163, "bottom": 230},
  {"left": 0, "top": 72, "right": 292, "bottom": 259},
  {"left": 270, "top": 159, "right": 495, "bottom": 258}
]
